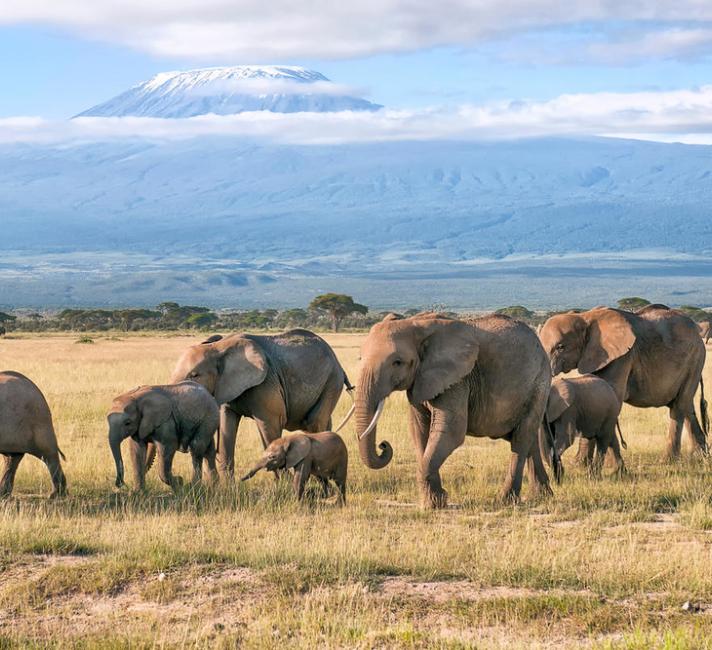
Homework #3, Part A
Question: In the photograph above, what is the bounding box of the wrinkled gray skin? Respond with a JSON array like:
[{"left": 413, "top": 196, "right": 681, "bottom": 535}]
[
  {"left": 171, "top": 330, "right": 350, "bottom": 479},
  {"left": 355, "top": 313, "right": 553, "bottom": 508},
  {"left": 108, "top": 381, "right": 219, "bottom": 492},
  {"left": 241, "top": 431, "right": 347, "bottom": 504},
  {"left": 540, "top": 305, "right": 708, "bottom": 461},
  {"left": 544, "top": 375, "right": 625, "bottom": 477},
  {"left": 0, "top": 371, "right": 67, "bottom": 498}
]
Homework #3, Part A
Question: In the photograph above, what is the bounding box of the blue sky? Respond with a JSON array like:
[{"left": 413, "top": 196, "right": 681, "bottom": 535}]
[{"left": 3, "top": 3, "right": 712, "bottom": 144}]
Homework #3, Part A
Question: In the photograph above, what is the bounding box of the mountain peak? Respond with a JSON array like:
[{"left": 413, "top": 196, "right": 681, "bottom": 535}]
[{"left": 77, "top": 65, "right": 381, "bottom": 118}]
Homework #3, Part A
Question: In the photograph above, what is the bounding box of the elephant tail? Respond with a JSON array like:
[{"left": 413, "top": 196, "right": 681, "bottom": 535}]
[
  {"left": 344, "top": 374, "right": 355, "bottom": 393},
  {"left": 701, "top": 377, "right": 710, "bottom": 439},
  {"left": 57, "top": 447, "right": 67, "bottom": 462},
  {"left": 145, "top": 442, "right": 157, "bottom": 472},
  {"left": 615, "top": 420, "right": 628, "bottom": 450},
  {"left": 333, "top": 379, "right": 356, "bottom": 433},
  {"left": 543, "top": 414, "right": 563, "bottom": 484}
]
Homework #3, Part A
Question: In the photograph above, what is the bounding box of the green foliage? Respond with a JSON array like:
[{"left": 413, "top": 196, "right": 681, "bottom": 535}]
[
  {"left": 679, "top": 305, "right": 712, "bottom": 323},
  {"left": 495, "top": 305, "right": 535, "bottom": 321},
  {"left": 309, "top": 293, "right": 369, "bottom": 331},
  {"left": 0, "top": 311, "right": 16, "bottom": 323},
  {"left": 617, "top": 297, "right": 651, "bottom": 311}
]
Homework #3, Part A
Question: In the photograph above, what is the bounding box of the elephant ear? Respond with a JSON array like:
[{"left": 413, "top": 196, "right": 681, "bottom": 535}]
[
  {"left": 214, "top": 338, "right": 268, "bottom": 404},
  {"left": 411, "top": 319, "right": 479, "bottom": 404},
  {"left": 547, "top": 380, "right": 573, "bottom": 423},
  {"left": 137, "top": 390, "right": 173, "bottom": 440},
  {"left": 285, "top": 435, "right": 311, "bottom": 469},
  {"left": 578, "top": 310, "right": 636, "bottom": 375}
]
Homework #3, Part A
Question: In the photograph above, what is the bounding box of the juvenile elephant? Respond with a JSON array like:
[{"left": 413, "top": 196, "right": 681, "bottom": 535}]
[
  {"left": 545, "top": 375, "right": 625, "bottom": 476},
  {"left": 355, "top": 313, "right": 557, "bottom": 507},
  {"left": 0, "top": 372, "right": 67, "bottom": 498},
  {"left": 241, "top": 431, "right": 347, "bottom": 504},
  {"left": 699, "top": 322, "right": 711, "bottom": 345},
  {"left": 108, "top": 381, "right": 219, "bottom": 492},
  {"left": 540, "top": 305, "right": 708, "bottom": 460},
  {"left": 171, "top": 329, "right": 352, "bottom": 479}
]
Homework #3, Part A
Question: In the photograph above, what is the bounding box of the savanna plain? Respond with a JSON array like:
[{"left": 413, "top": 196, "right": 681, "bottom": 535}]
[{"left": 1, "top": 332, "right": 712, "bottom": 649}]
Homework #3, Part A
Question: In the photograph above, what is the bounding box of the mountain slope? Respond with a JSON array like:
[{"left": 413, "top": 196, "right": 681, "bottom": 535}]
[
  {"left": 1, "top": 136, "right": 711, "bottom": 307},
  {"left": 77, "top": 66, "right": 382, "bottom": 117}
]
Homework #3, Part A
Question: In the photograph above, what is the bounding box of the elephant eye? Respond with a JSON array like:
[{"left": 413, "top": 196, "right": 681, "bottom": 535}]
[
  {"left": 393, "top": 359, "right": 403, "bottom": 367},
  {"left": 555, "top": 343, "right": 565, "bottom": 351}
]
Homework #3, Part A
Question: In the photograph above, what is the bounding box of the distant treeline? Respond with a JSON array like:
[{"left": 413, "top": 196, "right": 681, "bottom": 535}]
[{"left": 0, "top": 296, "right": 710, "bottom": 334}]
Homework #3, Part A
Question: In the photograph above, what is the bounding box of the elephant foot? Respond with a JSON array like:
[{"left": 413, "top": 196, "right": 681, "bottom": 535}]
[
  {"left": 529, "top": 482, "right": 553, "bottom": 500},
  {"left": 499, "top": 486, "right": 521, "bottom": 505},
  {"left": 0, "top": 489, "right": 12, "bottom": 499},
  {"left": 421, "top": 486, "right": 448, "bottom": 509},
  {"left": 49, "top": 486, "right": 67, "bottom": 499}
]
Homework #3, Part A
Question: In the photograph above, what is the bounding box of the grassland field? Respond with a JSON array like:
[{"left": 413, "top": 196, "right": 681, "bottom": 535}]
[{"left": 1, "top": 332, "right": 712, "bottom": 649}]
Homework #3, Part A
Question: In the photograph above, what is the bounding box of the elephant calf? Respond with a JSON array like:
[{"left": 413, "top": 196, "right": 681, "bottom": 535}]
[
  {"left": 546, "top": 375, "right": 626, "bottom": 476},
  {"left": 108, "top": 381, "right": 219, "bottom": 492},
  {"left": 0, "top": 371, "right": 67, "bottom": 498},
  {"left": 241, "top": 431, "right": 347, "bottom": 504}
]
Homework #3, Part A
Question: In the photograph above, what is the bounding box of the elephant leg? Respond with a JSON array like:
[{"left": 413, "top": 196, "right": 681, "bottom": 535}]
[
  {"left": 203, "top": 438, "right": 219, "bottom": 485},
  {"left": 157, "top": 441, "right": 182, "bottom": 492},
  {"left": 292, "top": 458, "right": 312, "bottom": 501},
  {"left": 606, "top": 426, "right": 627, "bottom": 475},
  {"left": 217, "top": 406, "right": 240, "bottom": 480},
  {"left": 128, "top": 438, "right": 147, "bottom": 491},
  {"left": 409, "top": 403, "right": 431, "bottom": 467},
  {"left": 334, "top": 468, "right": 347, "bottom": 506},
  {"left": 526, "top": 444, "right": 553, "bottom": 498},
  {"left": 0, "top": 453, "right": 23, "bottom": 497},
  {"left": 254, "top": 416, "right": 282, "bottom": 448},
  {"left": 317, "top": 476, "right": 331, "bottom": 497},
  {"left": 665, "top": 404, "right": 685, "bottom": 461},
  {"left": 42, "top": 451, "right": 67, "bottom": 498},
  {"left": 419, "top": 390, "right": 468, "bottom": 509},
  {"left": 684, "top": 409, "right": 708, "bottom": 455},
  {"left": 189, "top": 449, "right": 203, "bottom": 486}
]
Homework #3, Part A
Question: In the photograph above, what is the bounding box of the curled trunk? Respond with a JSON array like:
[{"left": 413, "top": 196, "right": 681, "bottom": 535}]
[{"left": 355, "top": 385, "right": 393, "bottom": 470}]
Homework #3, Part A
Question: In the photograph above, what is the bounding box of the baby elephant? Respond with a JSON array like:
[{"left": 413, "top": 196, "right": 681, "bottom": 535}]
[
  {"left": 108, "top": 381, "right": 219, "bottom": 492},
  {"left": 546, "top": 374, "right": 626, "bottom": 476},
  {"left": 241, "top": 431, "right": 347, "bottom": 504},
  {"left": 0, "top": 371, "right": 67, "bottom": 498}
]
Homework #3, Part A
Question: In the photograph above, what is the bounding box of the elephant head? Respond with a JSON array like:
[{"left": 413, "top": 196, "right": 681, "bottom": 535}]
[
  {"left": 545, "top": 379, "right": 575, "bottom": 456},
  {"left": 170, "top": 334, "right": 268, "bottom": 405},
  {"left": 107, "top": 387, "right": 171, "bottom": 487},
  {"left": 240, "top": 435, "right": 311, "bottom": 480},
  {"left": 539, "top": 308, "right": 636, "bottom": 376},
  {"left": 355, "top": 313, "right": 479, "bottom": 470}
]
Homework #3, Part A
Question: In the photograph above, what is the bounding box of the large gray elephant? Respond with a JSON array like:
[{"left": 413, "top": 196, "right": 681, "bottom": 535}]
[
  {"left": 171, "top": 329, "right": 352, "bottom": 478},
  {"left": 540, "top": 305, "right": 708, "bottom": 460},
  {"left": 0, "top": 371, "right": 67, "bottom": 498},
  {"left": 354, "top": 313, "right": 557, "bottom": 507},
  {"left": 108, "top": 381, "right": 219, "bottom": 492}
]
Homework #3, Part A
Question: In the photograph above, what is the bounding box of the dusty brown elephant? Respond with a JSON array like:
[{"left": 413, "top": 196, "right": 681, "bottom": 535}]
[
  {"left": 545, "top": 375, "right": 625, "bottom": 476},
  {"left": 540, "top": 305, "right": 708, "bottom": 460},
  {"left": 354, "top": 313, "right": 557, "bottom": 508},
  {"left": 0, "top": 371, "right": 67, "bottom": 498},
  {"left": 108, "top": 381, "right": 219, "bottom": 492},
  {"left": 171, "top": 329, "right": 352, "bottom": 479},
  {"left": 241, "top": 431, "right": 347, "bottom": 504},
  {"left": 699, "top": 322, "right": 711, "bottom": 345}
]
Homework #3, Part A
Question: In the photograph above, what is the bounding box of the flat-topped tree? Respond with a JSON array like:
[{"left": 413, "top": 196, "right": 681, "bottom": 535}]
[
  {"left": 617, "top": 297, "right": 650, "bottom": 312},
  {"left": 309, "top": 294, "right": 368, "bottom": 332}
]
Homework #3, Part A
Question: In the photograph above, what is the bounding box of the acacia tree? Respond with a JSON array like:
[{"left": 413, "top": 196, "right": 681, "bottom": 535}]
[
  {"left": 309, "top": 294, "right": 368, "bottom": 332},
  {"left": 617, "top": 297, "right": 650, "bottom": 312}
]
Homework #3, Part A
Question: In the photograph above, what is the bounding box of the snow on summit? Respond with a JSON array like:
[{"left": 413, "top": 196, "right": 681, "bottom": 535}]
[{"left": 77, "top": 65, "right": 382, "bottom": 118}]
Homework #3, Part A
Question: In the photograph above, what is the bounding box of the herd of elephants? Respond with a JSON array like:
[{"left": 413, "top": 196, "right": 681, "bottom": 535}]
[{"left": 0, "top": 304, "right": 709, "bottom": 508}]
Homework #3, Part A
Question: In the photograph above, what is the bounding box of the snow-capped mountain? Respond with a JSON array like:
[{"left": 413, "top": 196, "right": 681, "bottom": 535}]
[{"left": 76, "top": 65, "right": 382, "bottom": 117}]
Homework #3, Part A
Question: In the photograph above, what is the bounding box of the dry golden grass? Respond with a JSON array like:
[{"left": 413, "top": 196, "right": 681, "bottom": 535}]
[{"left": 1, "top": 332, "right": 712, "bottom": 648}]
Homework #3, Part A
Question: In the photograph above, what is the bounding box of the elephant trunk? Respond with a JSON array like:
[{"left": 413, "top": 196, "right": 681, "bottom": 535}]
[
  {"left": 355, "top": 377, "right": 393, "bottom": 470},
  {"left": 240, "top": 458, "right": 267, "bottom": 481},
  {"left": 109, "top": 424, "right": 125, "bottom": 488}
]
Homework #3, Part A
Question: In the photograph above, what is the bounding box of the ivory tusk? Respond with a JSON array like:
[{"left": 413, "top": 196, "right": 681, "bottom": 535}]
[
  {"left": 358, "top": 400, "right": 385, "bottom": 440},
  {"left": 333, "top": 404, "right": 356, "bottom": 433}
]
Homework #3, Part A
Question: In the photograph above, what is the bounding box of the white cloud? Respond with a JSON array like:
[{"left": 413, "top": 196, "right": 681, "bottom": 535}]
[
  {"left": 186, "top": 78, "right": 365, "bottom": 98},
  {"left": 4, "top": 1, "right": 712, "bottom": 61},
  {"left": 4, "top": 85, "right": 712, "bottom": 145}
]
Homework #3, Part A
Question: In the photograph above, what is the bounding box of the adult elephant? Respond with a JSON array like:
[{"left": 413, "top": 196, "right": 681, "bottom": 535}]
[
  {"left": 539, "top": 305, "right": 708, "bottom": 460},
  {"left": 171, "top": 329, "right": 352, "bottom": 478},
  {"left": 355, "top": 313, "right": 556, "bottom": 508}
]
